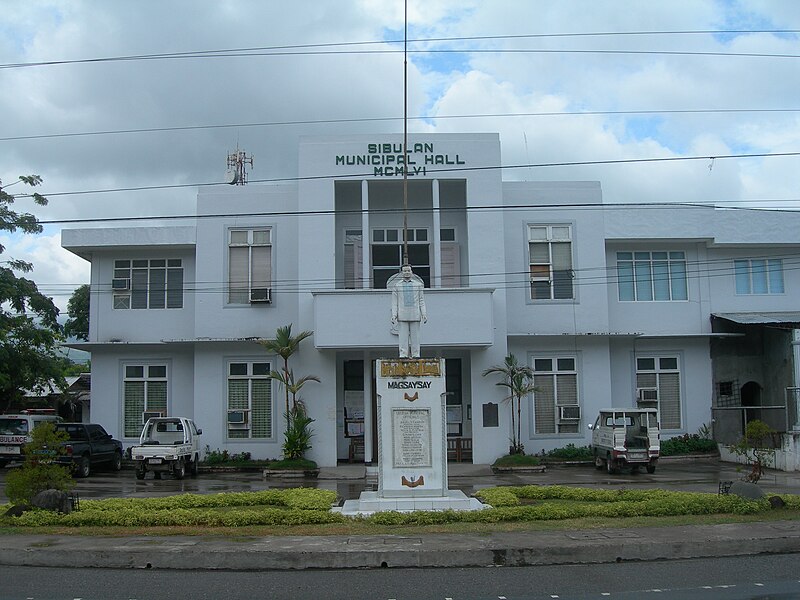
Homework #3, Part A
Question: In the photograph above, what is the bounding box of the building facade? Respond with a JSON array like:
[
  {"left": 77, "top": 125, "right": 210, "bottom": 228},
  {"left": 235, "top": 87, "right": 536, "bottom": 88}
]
[{"left": 62, "top": 133, "right": 800, "bottom": 467}]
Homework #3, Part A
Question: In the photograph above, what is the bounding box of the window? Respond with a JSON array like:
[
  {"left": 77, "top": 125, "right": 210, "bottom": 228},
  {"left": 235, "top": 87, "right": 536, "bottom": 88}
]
[
  {"left": 532, "top": 357, "right": 579, "bottom": 434},
  {"left": 636, "top": 356, "right": 681, "bottom": 429},
  {"left": 734, "top": 258, "right": 784, "bottom": 295},
  {"left": 229, "top": 229, "right": 272, "bottom": 304},
  {"left": 528, "top": 225, "right": 573, "bottom": 300},
  {"left": 123, "top": 364, "right": 167, "bottom": 437},
  {"left": 343, "top": 230, "right": 364, "bottom": 289},
  {"left": 227, "top": 361, "right": 272, "bottom": 439},
  {"left": 616, "top": 251, "right": 687, "bottom": 301},
  {"left": 371, "top": 228, "right": 430, "bottom": 289},
  {"left": 113, "top": 259, "right": 183, "bottom": 309}
]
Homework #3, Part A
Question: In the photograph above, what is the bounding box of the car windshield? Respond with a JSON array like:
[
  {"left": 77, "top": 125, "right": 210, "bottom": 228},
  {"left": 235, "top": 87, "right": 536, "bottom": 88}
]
[{"left": 0, "top": 419, "right": 28, "bottom": 435}]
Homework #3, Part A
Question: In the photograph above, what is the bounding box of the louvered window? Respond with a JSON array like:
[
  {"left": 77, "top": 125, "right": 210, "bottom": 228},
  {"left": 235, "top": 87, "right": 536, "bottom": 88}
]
[
  {"left": 532, "top": 357, "right": 580, "bottom": 434},
  {"left": 123, "top": 364, "right": 168, "bottom": 437},
  {"left": 636, "top": 356, "right": 682, "bottom": 429},
  {"left": 227, "top": 362, "right": 272, "bottom": 439},
  {"left": 228, "top": 229, "right": 272, "bottom": 304}
]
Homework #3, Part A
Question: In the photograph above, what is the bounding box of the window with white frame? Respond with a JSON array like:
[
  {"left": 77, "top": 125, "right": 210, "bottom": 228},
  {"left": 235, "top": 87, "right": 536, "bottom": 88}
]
[
  {"left": 532, "top": 357, "right": 580, "bottom": 434},
  {"left": 528, "top": 225, "right": 573, "bottom": 300},
  {"left": 113, "top": 259, "right": 183, "bottom": 309},
  {"left": 123, "top": 364, "right": 167, "bottom": 437},
  {"left": 734, "top": 258, "right": 784, "bottom": 295},
  {"left": 228, "top": 229, "right": 272, "bottom": 304},
  {"left": 371, "top": 227, "right": 430, "bottom": 289},
  {"left": 636, "top": 356, "right": 681, "bottom": 429},
  {"left": 227, "top": 361, "right": 272, "bottom": 439},
  {"left": 616, "top": 251, "right": 688, "bottom": 301}
]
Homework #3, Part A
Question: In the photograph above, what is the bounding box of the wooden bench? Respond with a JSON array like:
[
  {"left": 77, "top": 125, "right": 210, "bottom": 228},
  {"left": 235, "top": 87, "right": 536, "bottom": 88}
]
[{"left": 447, "top": 437, "right": 473, "bottom": 462}]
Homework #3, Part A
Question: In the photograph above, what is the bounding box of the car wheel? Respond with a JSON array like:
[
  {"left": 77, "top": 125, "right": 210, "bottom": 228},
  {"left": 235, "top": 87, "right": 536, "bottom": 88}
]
[
  {"left": 173, "top": 459, "right": 185, "bottom": 480},
  {"left": 0, "top": 460, "right": 8, "bottom": 469},
  {"left": 606, "top": 457, "right": 618, "bottom": 475},
  {"left": 135, "top": 466, "right": 146, "bottom": 480},
  {"left": 190, "top": 454, "right": 199, "bottom": 476},
  {"left": 594, "top": 456, "right": 604, "bottom": 470},
  {"left": 646, "top": 464, "right": 656, "bottom": 474},
  {"left": 77, "top": 456, "right": 91, "bottom": 478},
  {"left": 111, "top": 451, "right": 122, "bottom": 472}
]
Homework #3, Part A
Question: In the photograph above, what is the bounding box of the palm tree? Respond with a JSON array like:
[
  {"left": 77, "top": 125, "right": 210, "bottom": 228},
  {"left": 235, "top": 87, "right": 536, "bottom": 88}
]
[
  {"left": 482, "top": 354, "right": 537, "bottom": 455},
  {"left": 259, "top": 324, "right": 313, "bottom": 428}
]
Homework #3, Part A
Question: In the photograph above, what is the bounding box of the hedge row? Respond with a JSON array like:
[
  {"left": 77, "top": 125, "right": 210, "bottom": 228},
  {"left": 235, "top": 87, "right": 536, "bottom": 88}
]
[{"left": 3, "top": 486, "right": 798, "bottom": 528}]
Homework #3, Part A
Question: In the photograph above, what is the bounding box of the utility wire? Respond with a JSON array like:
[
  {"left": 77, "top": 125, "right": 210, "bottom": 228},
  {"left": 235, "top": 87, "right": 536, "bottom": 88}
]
[
  {"left": 2, "top": 29, "right": 798, "bottom": 70},
  {"left": 37, "top": 252, "right": 800, "bottom": 297},
  {"left": 3, "top": 108, "right": 798, "bottom": 143},
  {"left": 12, "top": 150, "right": 800, "bottom": 203},
  {"left": 10, "top": 198, "right": 800, "bottom": 229}
]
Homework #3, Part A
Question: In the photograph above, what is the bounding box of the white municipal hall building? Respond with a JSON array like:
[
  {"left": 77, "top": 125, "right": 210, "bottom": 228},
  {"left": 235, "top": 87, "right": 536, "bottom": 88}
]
[{"left": 62, "top": 133, "right": 800, "bottom": 467}]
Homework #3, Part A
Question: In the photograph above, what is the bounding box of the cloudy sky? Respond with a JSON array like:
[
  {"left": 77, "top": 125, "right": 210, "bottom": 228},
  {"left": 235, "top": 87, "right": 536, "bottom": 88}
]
[{"left": 1, "top": 0, "right": 799, "bottom": 315}]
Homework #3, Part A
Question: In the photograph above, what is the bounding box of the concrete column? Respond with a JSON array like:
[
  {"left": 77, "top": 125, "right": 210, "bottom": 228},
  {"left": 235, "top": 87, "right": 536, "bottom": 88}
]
[
  {"left": 361, "top": 180, "right": 370, "bottom": 288},
  {"left": 432, "top": 179, "right": 441, "bottom": 287},
  {"left": 362, "top": 352, "right": 373, "bottom": 463},
  {"left": 793, "top": 330, "right": 800, "bottom": 431}
]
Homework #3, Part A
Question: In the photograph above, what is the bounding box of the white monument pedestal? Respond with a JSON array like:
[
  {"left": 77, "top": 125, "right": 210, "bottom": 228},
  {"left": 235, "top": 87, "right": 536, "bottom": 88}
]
[{"left": 339, "top": 358, "right": 486, "bottom": 516}]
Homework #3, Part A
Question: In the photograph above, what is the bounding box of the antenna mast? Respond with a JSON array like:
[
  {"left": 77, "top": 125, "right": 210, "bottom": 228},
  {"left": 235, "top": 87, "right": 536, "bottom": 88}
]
[
  {"left": 402, "top": 0, "right": 409, "bottom": 265},
  {"left": 225, "top": 149, "right": 253, "bottom": 185}
]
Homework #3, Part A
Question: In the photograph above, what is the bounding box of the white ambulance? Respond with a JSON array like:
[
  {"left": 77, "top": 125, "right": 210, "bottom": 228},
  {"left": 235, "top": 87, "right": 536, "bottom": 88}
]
[{"left": 0, "top": 411, "right": 62, "bottom": 467}]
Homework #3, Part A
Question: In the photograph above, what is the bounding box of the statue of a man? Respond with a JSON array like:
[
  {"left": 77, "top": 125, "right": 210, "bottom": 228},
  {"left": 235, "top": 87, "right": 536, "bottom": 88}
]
[{"left": 391, "top": 264, "right": 427, "bottom": 358}]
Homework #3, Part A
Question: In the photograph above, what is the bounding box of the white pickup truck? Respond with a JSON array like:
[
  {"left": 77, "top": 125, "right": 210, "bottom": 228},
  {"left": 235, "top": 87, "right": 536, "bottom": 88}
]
[
  {"left": 588, "top": 408, "right": 660, "bottom": 474},
  {"left": 130, "top": 417, "right": 202, "bottom": 480}
]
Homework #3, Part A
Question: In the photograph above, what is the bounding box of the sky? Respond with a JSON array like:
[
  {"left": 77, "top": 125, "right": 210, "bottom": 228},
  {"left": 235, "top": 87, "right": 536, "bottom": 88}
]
[{"left": 1, "top": 0, "right": 799, "bottom": 316}]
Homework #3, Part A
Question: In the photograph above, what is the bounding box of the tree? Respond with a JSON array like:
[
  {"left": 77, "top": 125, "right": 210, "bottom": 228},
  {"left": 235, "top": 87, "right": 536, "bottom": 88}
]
[
  {"left": 259, "top": 324, "right": 313, "bottom": 428},
  {"left": 64, "top": 283, "right": 90, "bottom": 341},
  {"left": 482, "top": 354, "right": 537, "bottom": 455},
  {"left": 0, "top": 175, "right": 66, "bottom": 413},
  {"left": 728, "top": 419, "right": 778, "bottom": 483}
]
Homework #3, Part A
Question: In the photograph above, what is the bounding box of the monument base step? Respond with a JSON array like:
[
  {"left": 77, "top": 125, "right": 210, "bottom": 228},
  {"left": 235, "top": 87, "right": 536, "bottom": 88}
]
[{"left": 334, "top": 489, "right": 488, "bottom": 516}]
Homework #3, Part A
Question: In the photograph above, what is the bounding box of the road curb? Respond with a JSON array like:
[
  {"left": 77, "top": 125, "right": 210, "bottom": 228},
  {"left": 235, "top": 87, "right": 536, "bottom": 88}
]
[{"left": 2, "top": 521, "right": 799, "bottom": 571}]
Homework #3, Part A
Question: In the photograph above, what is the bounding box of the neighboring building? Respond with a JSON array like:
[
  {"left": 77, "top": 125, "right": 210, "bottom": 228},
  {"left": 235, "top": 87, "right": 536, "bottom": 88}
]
[{"left": 62, "top": 134, "right": 800, "bottom": 467}]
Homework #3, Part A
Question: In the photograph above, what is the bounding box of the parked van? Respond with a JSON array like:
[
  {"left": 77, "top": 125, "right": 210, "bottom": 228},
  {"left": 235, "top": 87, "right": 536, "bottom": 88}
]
[
  {"left": 588, "top": 408, "right": 660, "bottom": 474},
  {"left": 0, "top": 411, "right": 62, "bottom": 467}
]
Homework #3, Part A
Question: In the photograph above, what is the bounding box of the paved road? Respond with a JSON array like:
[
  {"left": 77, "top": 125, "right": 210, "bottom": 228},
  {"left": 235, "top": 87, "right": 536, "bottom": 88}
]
[{"left": 4, "top": 555, "right": 800, "bottom": 600}]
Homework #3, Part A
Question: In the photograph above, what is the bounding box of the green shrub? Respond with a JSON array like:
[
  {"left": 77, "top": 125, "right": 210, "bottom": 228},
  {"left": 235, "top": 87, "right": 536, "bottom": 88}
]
[
  {"left": 202, "top": 447, "right": 253, "bottom": 465},
  {"left": 474, "top": 487, "right": 520, "bottom": 507},
  {"left": 4, "top": 422, "right": 74, "bottom": 505},
  {"left": 544, "top": 444, "right": 593, "bottom": 460},
  {"left": 661, "top": 434, "right": 718, "bottom": 456},
  {"left": 492, "top": 454, "right": 541, "bottom": 467}
]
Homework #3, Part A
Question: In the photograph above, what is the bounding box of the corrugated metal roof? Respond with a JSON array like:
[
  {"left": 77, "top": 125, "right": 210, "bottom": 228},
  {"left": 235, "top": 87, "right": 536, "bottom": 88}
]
[{"left": 713, "top": 312, "right": 800, "bottom": 326}]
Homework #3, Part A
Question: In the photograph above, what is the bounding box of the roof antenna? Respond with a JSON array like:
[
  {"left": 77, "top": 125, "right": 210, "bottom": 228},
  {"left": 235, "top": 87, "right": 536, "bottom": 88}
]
[{"left": 225, "top": 148, "right": 253, "bottom": 185}]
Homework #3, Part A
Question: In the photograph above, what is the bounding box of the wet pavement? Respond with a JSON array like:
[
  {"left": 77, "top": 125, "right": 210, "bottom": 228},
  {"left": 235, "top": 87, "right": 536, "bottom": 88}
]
[{"left": 2, "top": 456, "right": 799, "bottom": 505}]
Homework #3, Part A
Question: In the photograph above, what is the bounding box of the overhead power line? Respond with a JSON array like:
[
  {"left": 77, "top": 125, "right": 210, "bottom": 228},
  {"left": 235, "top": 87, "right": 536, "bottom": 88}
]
[
  {"left": 1, "top": 29, "right": 799, "bottom": 70},
  {"left": 13, "top": 150, "right": 800, "bottom": 202},
  {"left": 35, "top": 251, "right": 800, "bottom": 297},
  {"left": 3, "top": 108, "right": 798, "bottom": 143}
]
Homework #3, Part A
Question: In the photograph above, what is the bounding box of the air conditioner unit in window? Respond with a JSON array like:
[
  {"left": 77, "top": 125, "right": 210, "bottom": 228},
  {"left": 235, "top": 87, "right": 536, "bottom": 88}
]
[
  {"left": 142, "top": 411, "right": 163, "bottom": 424},
  {"left": 112, "top": 278, "right": 130, "bottom": 291},
  {"left": 227, "top": 410, "right": 249, "bottom": 424},
  {"left": 558, "top": 405, "right": 581, "bottom": 421},
  {"left": 249, "top": 288, "right": 272, "bottom": 303},
  {"left": 637, "top": 388, "right": 658, "bottom": 402}
]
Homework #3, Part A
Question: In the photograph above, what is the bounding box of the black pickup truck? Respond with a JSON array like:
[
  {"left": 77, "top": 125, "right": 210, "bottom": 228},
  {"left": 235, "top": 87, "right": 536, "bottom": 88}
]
[{"left": 53, "top": 423, "right": 124, "bottom": 477}]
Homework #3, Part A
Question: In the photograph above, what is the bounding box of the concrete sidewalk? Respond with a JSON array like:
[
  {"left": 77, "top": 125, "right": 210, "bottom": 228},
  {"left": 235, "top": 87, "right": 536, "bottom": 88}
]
[{"left": 2, "top": 520, "right": 800, "bottom": 570}]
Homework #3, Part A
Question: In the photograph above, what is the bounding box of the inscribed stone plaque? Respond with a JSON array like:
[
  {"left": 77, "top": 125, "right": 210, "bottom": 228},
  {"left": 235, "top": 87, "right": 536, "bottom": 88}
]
[{"left": 392, "top": 408, "right": 432, "bottom": 468}]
